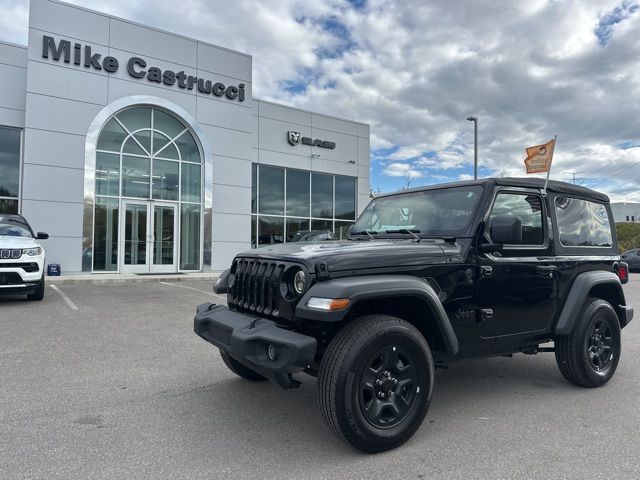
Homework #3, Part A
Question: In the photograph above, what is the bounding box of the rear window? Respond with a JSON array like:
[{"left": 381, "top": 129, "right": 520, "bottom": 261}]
[{"left": 554, "top": 197, "right": 613, "bottom": 247}]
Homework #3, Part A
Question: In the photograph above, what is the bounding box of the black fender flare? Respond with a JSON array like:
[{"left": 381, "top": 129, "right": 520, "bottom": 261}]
[
  {"left": 296, "top": 275, "right": 459, "bottom": 355},
  {"left": 555, "top": 271, "right": 632, "bottom": 335}
]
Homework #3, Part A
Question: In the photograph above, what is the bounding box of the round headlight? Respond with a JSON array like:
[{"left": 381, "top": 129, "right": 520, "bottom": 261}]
[{"left": 293, "top": 270, "right": 306, "bottom": 294}]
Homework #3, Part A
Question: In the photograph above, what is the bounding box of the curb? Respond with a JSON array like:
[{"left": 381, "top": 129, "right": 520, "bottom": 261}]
[{"left": 46, "top": 273, "right": 219, "bottom": 286}]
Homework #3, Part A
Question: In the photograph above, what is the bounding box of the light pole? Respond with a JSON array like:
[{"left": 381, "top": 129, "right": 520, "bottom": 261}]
[{"left": 466, "top": 116, "right": 478, "bottom": 179}]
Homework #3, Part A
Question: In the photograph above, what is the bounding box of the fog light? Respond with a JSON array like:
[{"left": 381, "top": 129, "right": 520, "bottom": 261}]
[{"left": 267, "top": 344, "right": 278, "bottom": 361}]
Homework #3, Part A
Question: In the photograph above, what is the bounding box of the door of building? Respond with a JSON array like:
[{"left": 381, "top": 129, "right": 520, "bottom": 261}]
[{"left": 120, "top": 200, "right": 178, "bottom": 274}]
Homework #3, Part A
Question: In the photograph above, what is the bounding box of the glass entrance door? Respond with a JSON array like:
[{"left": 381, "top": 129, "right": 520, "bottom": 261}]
[{"left": 120, "top": 200, "right": 177, "bottom": 274}]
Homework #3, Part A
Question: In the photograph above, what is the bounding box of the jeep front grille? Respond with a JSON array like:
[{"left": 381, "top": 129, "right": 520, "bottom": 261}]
[
  {"left": 0, "top": 262, "right": 39, "bottom": 272},
  {"left": 0, "top": 249, "right": 22, "bottom": 259},
  {"left": 229, "top": 259, "right": 286, "bottom": 318}
]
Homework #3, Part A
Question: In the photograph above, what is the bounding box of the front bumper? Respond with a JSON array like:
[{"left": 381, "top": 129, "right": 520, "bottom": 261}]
[{"left": 194, "top": 302, "right": 317, "bottom": 388}]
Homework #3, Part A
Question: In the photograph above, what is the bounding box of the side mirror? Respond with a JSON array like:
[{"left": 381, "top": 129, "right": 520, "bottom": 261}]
[
  {"left": 36, "top": 232, "right": 49, "bottom": 240},
  {"left": 489, "top": 216, "right": 522, "bottom": 245}
]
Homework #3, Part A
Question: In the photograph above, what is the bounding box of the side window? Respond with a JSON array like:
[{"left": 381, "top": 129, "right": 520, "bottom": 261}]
[
  {"left": 554, "top": 197, "right": 613, "bottom": 247},
  {"left": 489, "top": 193, "right": 544, "bottom": 245}
]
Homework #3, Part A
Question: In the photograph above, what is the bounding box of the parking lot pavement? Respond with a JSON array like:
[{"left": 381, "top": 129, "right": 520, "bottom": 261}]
[{"left": 1, "top": 276, "right": 639, "bottom": 480}]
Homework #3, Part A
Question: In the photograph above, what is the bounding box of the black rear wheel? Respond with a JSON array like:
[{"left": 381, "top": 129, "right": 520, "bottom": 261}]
[
  {"left": 555, "top": 297, "right": 621, "bottom": 387},
  {"left": 220, "top": 350, "right": 266, "bottom": 382},
  {"left": 318, "top": 314, "right": 434, "bottom": 453}
]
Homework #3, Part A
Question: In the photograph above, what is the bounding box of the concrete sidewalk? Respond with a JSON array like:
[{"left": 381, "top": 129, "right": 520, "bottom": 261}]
[{"left": 46, "top": 272, "right": 219, "bottom": 285}]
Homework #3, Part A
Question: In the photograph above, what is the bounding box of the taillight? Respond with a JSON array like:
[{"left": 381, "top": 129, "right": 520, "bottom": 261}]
[{"left": 618, "top": 262, "right": 629, "bottom": 284}]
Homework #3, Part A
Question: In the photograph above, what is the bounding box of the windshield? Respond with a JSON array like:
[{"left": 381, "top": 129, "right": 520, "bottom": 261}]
[
  {"left": 352, "top": 186, "right": 484, "bottom": 236},
  {"left": 0, "top": 217, "right": 33, "bottom": 238}
]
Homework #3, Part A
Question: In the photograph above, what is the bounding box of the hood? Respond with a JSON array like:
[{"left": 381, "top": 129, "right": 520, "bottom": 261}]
[
  {"left": 237, "top": 239, "right": 452, "bottom": 273},
  {"left": 0, "top": 236, "right": 40, "bottom": 249}
]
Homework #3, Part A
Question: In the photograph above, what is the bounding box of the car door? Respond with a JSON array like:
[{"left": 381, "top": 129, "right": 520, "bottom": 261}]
[
  {"left": 627, "top": 250, "right": 640, "bottom": 272},
  {"left": 478, "top": 189, "right": 559, "bottom": 339}
]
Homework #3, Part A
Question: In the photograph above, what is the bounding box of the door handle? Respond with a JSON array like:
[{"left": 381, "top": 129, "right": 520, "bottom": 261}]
[
  {"left": 480, "top": 266, "right": 493, "bottom": 278},
  {"left": 536, "top": 265, "right": 557, "bottom": 277}
]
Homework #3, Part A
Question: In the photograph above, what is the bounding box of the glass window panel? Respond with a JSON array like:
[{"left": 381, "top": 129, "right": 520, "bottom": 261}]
[
  {"left": 154, "top": 142, "right": 179, "bottom": 160},
  {"left": 251, "top": 163, "right": 257, "bottom": 214},
  {"left": 312, "top": 173, "right": 333, "bottom": 218},
  {"left": 251, "top": 215, "right": 257, "bottom": 248},
  {"left": 0, "top": 198, "right": 18, "bottom": 214},
  {"left": 181, "top": 163, "right": 201, "bottom": 203},
  {"left": 121, "top": 155, "right": 150, "bottom": 198},
  {"left": 286, "top": 217, "right": 310, "bottom": 242},
  {"left": 152, "top": 159, "right": 179, "bottom": 201},
  {"left": 117, "top": 107, "right": 151, "bottom": 133},
  {"left": 122, "top": 136, "right": 148, "bottom": 156},
  {"left": 335, "top": 221, "right": 354, "bottom": 240},
  {"left": 311, "top": 219, "right": 333, "bottom": 232},
  {"left": 152, "top": 131, "right": 170, "bottom": 156},
  {"left": 555, "top": 197, "right": 613, "bottom": 247},
  {"left": 175, "top": 131, "right": 200, "bottom": 163},
  {"left": 335, "top": 176, "right": 356, "bottom": 220},
  {"left": 180, "top": 204, "right": 201, "bottom": 269},
  {"left": 286, "top": 169, "right": 310, "bottom": 217},
  {"left": 95, "top": 152, "right": 120, "bottom": 196},
  {"left": 134, "top": 130, "right": 151, "bottom": 154},
  {"left": 153, "top": 205, "right": 175, "bottom": 265},
  {"left": 258, "top": 166, "right": 284, "bottom": 215},
  {"left": 489, "top": 193, "right": 543, "bottom": 245},
  {"left": 153, "top": 109, "right": 186, "bottom": 140},
  {"left": 0, "top": 127, "right": 21, "bottom": 199},
  {"left": 93, "top": 197, "right": 118, "bottom": 271},
  {"left": 96, "top": 118, "right": 127, "bottom": 152},
  {"left": 258, "top": 216, "right": 284, "bottom": 246}
]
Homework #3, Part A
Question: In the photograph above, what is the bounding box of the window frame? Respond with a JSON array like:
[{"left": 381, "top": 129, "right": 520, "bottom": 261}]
[
  {"left": 483, "top": 188, "right": 549, "bottom": 252},
  {"left": 251, "top": 164, "right": 357, "bottom": 248},
  {"left": 0, "top": 126, "right": 23, "bottom": 215}
]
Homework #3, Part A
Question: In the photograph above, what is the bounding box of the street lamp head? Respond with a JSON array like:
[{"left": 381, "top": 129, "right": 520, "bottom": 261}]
[{"left": 467, "top": 116, "right": 477, "bottom": 122}]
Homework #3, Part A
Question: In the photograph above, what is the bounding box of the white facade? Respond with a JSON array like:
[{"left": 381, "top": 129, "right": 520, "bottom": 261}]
[
  {"left": 610, "top": 202, "right": 640, "bottom": 223},
  {"left": 0, "top": 0, "right": 370, "bottom": 274}
]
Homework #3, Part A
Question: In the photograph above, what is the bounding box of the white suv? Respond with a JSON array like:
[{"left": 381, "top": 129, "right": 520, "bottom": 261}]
[{"left": 0, "top": 215, "right": 48, "bottom": 301}]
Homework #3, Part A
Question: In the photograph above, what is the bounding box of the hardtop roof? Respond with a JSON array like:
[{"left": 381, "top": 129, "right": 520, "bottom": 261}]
[{"left": 381, "top": 177, "right": 609, "bottom": 203}]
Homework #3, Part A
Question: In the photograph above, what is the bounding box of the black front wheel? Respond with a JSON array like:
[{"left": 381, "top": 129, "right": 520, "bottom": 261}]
[
  {"left": 555, "top": 297, "right": 621, "bottom": 387},
  {"left": 318, "top": 315, "right": 434, "bottom": 453}
]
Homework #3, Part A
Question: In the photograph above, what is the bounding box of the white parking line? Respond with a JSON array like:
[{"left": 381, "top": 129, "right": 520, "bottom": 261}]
[
  {"left": 160, "top": 282, "right": 227, "bottom": 302},
  {"left": 50, "top": 284, "right": 79, "bottom": 311}
]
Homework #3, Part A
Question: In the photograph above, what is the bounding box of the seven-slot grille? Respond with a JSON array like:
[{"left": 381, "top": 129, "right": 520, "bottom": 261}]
[
  {"left": 229, "top": 258, "right": 286, "bottom": 318},
  {"left": 0, "top": 249, "right": 22, "bottom": 259}
]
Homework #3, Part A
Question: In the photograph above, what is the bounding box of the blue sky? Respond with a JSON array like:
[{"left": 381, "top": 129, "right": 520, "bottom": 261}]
[{"left": 2, "top": 0, "right": 639, "bottom": 200}]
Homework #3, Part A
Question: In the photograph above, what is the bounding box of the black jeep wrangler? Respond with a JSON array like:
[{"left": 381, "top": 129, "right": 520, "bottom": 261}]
[{"left": 194, "top": 177, "right": 633, "bottom": 452}]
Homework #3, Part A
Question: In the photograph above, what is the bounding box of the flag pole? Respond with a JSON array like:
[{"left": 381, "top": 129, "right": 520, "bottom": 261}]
[{"left": 543, "top": 135, "right": 557, "bottom": 193}]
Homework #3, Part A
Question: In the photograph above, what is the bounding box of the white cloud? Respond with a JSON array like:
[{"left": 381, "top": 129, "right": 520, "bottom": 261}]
[
  {"left": 1, "top": 0, "right": 639, "bottom": 197},
  {"left": 383, "top": 162, "right": 424, "bottom": 178}
]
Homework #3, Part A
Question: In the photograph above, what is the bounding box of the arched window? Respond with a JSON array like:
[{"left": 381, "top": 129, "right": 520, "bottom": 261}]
[{"left": 92, "top": 106, "right": 202, "bottom": 272}]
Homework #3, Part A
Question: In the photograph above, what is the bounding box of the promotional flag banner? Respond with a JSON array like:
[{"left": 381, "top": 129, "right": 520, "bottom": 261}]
[{"left": 524, "top": 139, "right": 556, "bottom": 174}]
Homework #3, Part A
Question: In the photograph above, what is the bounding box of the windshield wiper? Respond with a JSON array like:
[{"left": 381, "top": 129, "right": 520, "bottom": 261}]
[
  {"left": 351, "top": 230, "right": 378, "bottom": 240},
  {"left": 385, "top": 229, "right": 421, "bottom": 241}
]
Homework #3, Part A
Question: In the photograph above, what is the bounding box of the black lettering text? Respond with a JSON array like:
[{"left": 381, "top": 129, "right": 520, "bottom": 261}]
[
  {"left": 212, "top": 82, "right": 225, "bottom": 96},
  {"left": 103, "top": 56, "right": 118, "bottom": 73},
  {"left": 74, "top": 43, "right": 81, "bottom": 65},
  {"left": 84, "top": 46, "right": 102, "bottom": 70},
  {"left": 147, "top": 67, "right": 162, "bottom": 82},
  {"left": 163, "top": 70, "right": 176, "bottom": 85},
  {"left": 238, "top": 83, "right": 245, "bottom": 102},
  {"left": 42, "top": 35, "right": 70, "bottom": 63},
  {"left": 301, "top": 137, "right": 312, "bottom": 145},
  {"left": 197, "top": 78, "right": 212, "bottom": 94},
  {"left": 176, "top": 71, "right": 187, "bottom": 88},
  {"left": 187, "top": 75, "right": 197, "bottom": 90},
  {"left": 225, "top": 85, "right": 238, "bottom": 100},
  {"left": 127, "top": 57, "right": 146, "bottom": 78}
]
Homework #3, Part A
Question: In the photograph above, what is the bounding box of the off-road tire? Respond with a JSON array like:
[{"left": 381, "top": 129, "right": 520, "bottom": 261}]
[
  {"left": 220, "top": 350, "right": 266, "bottom": 382},
  {"left": 27, "top": 275, "right": 45, "bottom": 301},
  {"left": 555, "top": 297, "right": 621, "bottom": 387},
  {"left": 318, "top": 314, "right": 434, "bottom": 453}
]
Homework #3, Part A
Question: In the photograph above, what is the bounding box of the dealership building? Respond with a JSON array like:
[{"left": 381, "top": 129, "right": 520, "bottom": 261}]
[{"left": 0, "top": 0, "right": 371, "bottom": 274}]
